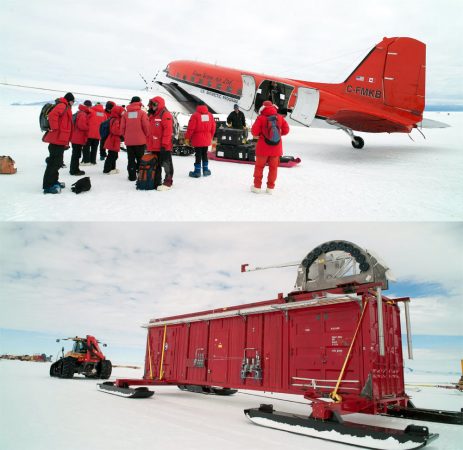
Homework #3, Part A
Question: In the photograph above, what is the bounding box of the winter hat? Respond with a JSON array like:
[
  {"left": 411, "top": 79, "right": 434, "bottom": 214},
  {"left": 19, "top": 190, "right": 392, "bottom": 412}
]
[
  {"left": 130, "top": 96, "right": 141, "bottom": 103},
  {"left": 83, "top": 100, "right": 92, "bottom": 107},
  {"left": 262, "top": 100, "right": 273, "bottom": 108},
  {"left": 105, "top": 101, "right": 115, "bottom": 111},
  {"left": 64, "top": 92, "right": 75, "bottom": 102},
  {"left": 234, "top": 104, "right": 239, "bottom": 109}
]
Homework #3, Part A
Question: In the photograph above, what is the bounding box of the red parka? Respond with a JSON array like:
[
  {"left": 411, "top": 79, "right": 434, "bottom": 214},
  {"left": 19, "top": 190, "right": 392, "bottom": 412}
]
[
  {"left": 88, "top": 104, "right": 106, "bottom": 139},
  {"left": 42, "top": 98, "right": 73, "bottom": 146},
  {"left": 70, "top": 104, "right": 91, "bottom": 145},
  {"left": 147, "top": 96, "right": 173, "bottom": 152},
  {"left": 104, "top": 106, "right": 125, "bottom": 152},
  {"left": 120, "top": 101, "right": 149, "bottom": 146},
  {"left": 251, "top": 103, "right": 289, "bottom": 157},
  {"left": 185, "top": 105, "right": 216, "bottom": 147}
]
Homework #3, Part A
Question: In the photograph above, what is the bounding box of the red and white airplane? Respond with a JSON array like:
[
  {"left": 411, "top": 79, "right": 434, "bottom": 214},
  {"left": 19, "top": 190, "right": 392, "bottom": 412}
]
[
  {"left": 155, "top": 36, "right": 447, "bottom": 149},
  {"left": 1, "top": 36, "right": 448, "bottom": 149}
]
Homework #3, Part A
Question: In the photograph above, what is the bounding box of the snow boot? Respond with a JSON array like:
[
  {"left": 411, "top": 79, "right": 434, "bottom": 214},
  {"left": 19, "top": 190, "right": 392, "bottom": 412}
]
[
  {"left": 265, "top": 188, "right": 274, "bottom": 195},
  {"left": 202, "top": 162, "right": 211, "bottom": 177},
  {"left": 56, "top": 181, "right": 65, "bottom": 188},
  {"left": 43, "top": 184, "right": 61, "bottom": 194},
  {"left": 189, "top": 163, "right": 201, "bottom": 178},
  {"left": 70, "top": 170, "right": 85, "bottom": 176},
  {"left": 251, "top": 185, "right": 262, "bottom": 194}
]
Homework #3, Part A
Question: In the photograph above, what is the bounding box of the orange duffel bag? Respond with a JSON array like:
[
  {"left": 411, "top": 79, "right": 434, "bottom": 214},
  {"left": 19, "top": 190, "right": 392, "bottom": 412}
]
[{"left": 0, "top": 156, "right": 17, "bottom": 174}]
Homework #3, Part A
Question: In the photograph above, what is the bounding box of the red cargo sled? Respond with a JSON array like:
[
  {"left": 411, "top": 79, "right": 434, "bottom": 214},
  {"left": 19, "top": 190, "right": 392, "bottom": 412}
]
[{"left": 99, "top": 240, "right": 461, "bottom": 448}]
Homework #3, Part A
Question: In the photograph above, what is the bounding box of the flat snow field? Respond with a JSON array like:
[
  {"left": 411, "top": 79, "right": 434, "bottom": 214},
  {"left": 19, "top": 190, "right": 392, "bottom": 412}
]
[
  {"left": 0, "top": 361, "right": 462, "bottom": 450},
  {"left": 0, "top": 104, "right": 462, "bottom": 221}
]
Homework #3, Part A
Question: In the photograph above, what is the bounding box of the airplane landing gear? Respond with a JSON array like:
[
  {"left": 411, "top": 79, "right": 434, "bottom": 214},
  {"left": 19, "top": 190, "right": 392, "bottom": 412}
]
[
  {"left": 337, "top": 125, "right": 365, "bottom": 150},
  {"left": 351, "top": 136, "right": 364, "bottom": 149}
]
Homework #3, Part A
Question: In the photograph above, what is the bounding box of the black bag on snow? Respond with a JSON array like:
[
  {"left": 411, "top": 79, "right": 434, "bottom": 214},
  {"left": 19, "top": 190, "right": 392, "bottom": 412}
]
[
  {"left": 136, "top": 153, "right": 161, "bottom": 190},
  {"left": 71, "top": 177, "right": 91, "bottom": 194}
]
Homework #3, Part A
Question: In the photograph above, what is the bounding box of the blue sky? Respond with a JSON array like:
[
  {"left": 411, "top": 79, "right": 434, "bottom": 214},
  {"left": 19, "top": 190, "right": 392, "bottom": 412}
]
[
  {"left": 0, "top": 0, "right": 462, "bottom": 105},
  {"left": 1, "top": 222, "right": 462, "bottom": 370}
]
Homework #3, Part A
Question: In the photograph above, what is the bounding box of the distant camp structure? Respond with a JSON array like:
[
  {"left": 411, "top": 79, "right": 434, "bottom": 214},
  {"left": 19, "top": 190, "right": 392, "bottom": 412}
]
[{"left": 1, "top": 353, "right": 52, "bottom": 362}]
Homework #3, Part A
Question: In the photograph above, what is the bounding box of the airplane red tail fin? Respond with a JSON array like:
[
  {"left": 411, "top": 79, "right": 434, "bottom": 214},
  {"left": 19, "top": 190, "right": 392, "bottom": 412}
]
[{"left": 343, "top": 37, "right": 426, "bottom": 115}]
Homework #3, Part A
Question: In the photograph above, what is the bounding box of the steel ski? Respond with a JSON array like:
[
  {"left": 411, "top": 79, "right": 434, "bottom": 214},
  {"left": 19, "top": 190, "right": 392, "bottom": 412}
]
[{"left": 244, "top": 404, "right": 439, "bottom": 450}]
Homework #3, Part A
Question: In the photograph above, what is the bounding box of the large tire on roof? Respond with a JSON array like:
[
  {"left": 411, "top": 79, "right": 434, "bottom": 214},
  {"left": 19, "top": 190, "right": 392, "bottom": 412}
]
[
  {"left": 60, "top": 357, "right": 76, "bottom": 379},
  {"left": 98, "top": 360, "right": 112, "bottom": 379}
]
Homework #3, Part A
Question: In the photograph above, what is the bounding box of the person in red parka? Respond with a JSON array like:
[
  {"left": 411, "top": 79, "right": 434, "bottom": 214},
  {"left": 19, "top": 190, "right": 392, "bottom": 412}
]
[
  {"left": 185, "top": 104, "right": 216, "bottom": 178},
  {"left": 42, "top": 92, "right": 75, "bottom": 194},
  {"left": 69, "top": 100, "right": 92, "bottom": 176},
  {"left": 250, "top": 100, "right": 289, "bottom": 194},
  {"left": 82, "top": 103, "right": 106, "bottom": 165},
  {"left": 147, "top": 96, "right": 174, "bottom": 190},
  {"left": 120, "top": 96, "right": 149, "bottom": 181},
  {"left": 103, "top": 105, "right": 125, "bottom": 174}
]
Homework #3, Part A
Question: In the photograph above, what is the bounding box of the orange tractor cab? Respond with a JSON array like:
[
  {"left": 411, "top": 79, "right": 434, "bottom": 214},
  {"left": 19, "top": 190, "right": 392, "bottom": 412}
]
[{"left": 50, "top": 335, "right": 112, "bottom": 379}]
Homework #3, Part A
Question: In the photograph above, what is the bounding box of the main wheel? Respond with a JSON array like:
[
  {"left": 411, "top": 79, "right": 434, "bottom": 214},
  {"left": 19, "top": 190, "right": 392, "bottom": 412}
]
[
  {"left": 60, "top": 357, "right": 76, "bottom": 379},
  {"left": 98, "top": 359, "right": 112, "bottom": 379},
  {"left": 352, "top": 136, "right": 365, "bottom": 149}
]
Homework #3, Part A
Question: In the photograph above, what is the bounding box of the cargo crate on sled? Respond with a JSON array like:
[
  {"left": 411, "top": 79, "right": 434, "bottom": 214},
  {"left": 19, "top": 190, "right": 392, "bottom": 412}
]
[{"left": 98, "top": 240, "right": 462, "bottom": 449}]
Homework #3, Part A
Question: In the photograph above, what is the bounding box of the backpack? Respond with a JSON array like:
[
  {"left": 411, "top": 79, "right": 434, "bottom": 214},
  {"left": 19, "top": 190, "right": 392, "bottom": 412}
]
[
  {"left": 71, "top": 177, "right": 91, "bottom": 194},
  {"left": 136, "top": 153, "right": 161, "bottom": 190},
  {"left": 262, "top": 115, "right": 281, "bottom": 146},
  {"left": 39, "top": 102, "right": 58, "bottom": 132},
  {"left": 99, "top": 119, "right": 111, "bottom": 141},
  {"left": 0, "top": 156, "right": 17, "bottom": 174}
]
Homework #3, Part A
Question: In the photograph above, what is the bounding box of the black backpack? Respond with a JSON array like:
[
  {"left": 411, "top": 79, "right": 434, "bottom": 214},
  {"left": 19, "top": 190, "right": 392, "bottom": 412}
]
[
  {"left": 71, "top": 177, "right": 91, "bottom": 194},
  {"left": 39, "top": 102, "right": 58, "bottom": 132},
  {"left": 136, "top": 154, "right": 160, "bottom": 190},
  {"left": 99, "top": 119, "right": 111, "bottom": 140}
]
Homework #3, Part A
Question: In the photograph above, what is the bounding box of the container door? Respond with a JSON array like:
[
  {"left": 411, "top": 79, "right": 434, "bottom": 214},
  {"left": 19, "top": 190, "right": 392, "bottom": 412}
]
[
  {"left": 208, "top": 324, "right": 229, "bottom": 385},
  {"left": 238, "top": 75, "right": 256, "bottom": 111},
  {"left": 160, "top": 326, "right": 180, "bottom": 381},
  {"left": 289, "top": 87, "right": 319, "bottom": 126},
  {"left": 289, "top": 311, "right": 325, "bottom": 392}
]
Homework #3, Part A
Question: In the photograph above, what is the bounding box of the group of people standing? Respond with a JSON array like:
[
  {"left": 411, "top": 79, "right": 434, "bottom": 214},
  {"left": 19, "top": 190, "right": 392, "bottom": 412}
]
[{"left": 42, "top": 92, "right": 289, "bottom": 195}]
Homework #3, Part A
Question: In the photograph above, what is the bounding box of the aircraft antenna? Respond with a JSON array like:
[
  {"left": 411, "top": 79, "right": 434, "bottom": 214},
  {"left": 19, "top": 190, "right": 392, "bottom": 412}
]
[{"left": 138, "top": 73, "right": 149, "bottom": 91}]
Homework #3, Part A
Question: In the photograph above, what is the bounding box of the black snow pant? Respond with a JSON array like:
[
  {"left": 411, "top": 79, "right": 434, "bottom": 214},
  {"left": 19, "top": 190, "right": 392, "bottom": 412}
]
[
  {"left": 103, "top": 151, "right": 118, "bottom": 173},
  {"left": 194, "top": 146, "right": 209, "bottom": 165},
  {"left": 100, "top": 139, "right": 107, "bottom": 159},
  {"left": 159, "top": 150, "right": 174, "bottom": 186},
  {"left": 82, "top": 138, "right": 99, "bottom": 164},
  {"left": 43, "top": 144, "right": 65, "bottom": 189},
  {"left": 70, "top": 144, "right": 83, "bottom": 174},
  {"left": 127, "top": 145, "right": 145, "bottom": 181}
]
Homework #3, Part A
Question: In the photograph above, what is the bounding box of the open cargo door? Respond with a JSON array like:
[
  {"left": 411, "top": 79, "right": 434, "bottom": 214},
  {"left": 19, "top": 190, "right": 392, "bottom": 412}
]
[
  {"left": 238, "top": 74, "right": 256, "bottom": 111},
  {"left": 289, "top": 87, "right": 319, "bottom": 126}
]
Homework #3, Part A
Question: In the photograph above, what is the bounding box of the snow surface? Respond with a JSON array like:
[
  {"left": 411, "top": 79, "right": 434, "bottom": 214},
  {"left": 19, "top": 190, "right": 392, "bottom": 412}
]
[
  {"left": 0, "top": 360, "right": 461, "bottom": 450},
  {"left": 0, "top": 86, "right": 462, "bottom": 221}
]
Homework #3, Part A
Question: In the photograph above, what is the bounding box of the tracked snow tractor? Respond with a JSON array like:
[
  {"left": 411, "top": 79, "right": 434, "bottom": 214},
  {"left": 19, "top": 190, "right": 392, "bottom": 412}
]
[
  {"left": 50, "top": 335, "right": 112, "bottom": 379},
  {"left": 98, "top": 240, "right": 462, "bottom": 449}
]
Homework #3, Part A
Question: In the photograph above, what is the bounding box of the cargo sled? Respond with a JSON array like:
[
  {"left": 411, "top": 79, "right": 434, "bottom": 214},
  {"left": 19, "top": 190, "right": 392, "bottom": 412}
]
[{"left": 99, "top": 240, "right": 462, "bottom": 448}]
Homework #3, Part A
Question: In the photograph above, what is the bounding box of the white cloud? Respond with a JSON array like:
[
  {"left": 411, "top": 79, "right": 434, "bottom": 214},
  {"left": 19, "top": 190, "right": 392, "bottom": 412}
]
[
  {"left": 1, "top": 222, "right": 462, "bottom": 349},
  {"left": 0, "top": 0, "right": 462, "bottom": 102}
]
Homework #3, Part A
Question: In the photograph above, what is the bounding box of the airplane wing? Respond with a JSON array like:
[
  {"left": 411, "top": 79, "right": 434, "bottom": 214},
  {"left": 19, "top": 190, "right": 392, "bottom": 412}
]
[
  {"left": 417, "top": 118, "right": 451, "bottom": 128},
  {"left": 0, "top": 79, "right": 209, "bottom": 116}
]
